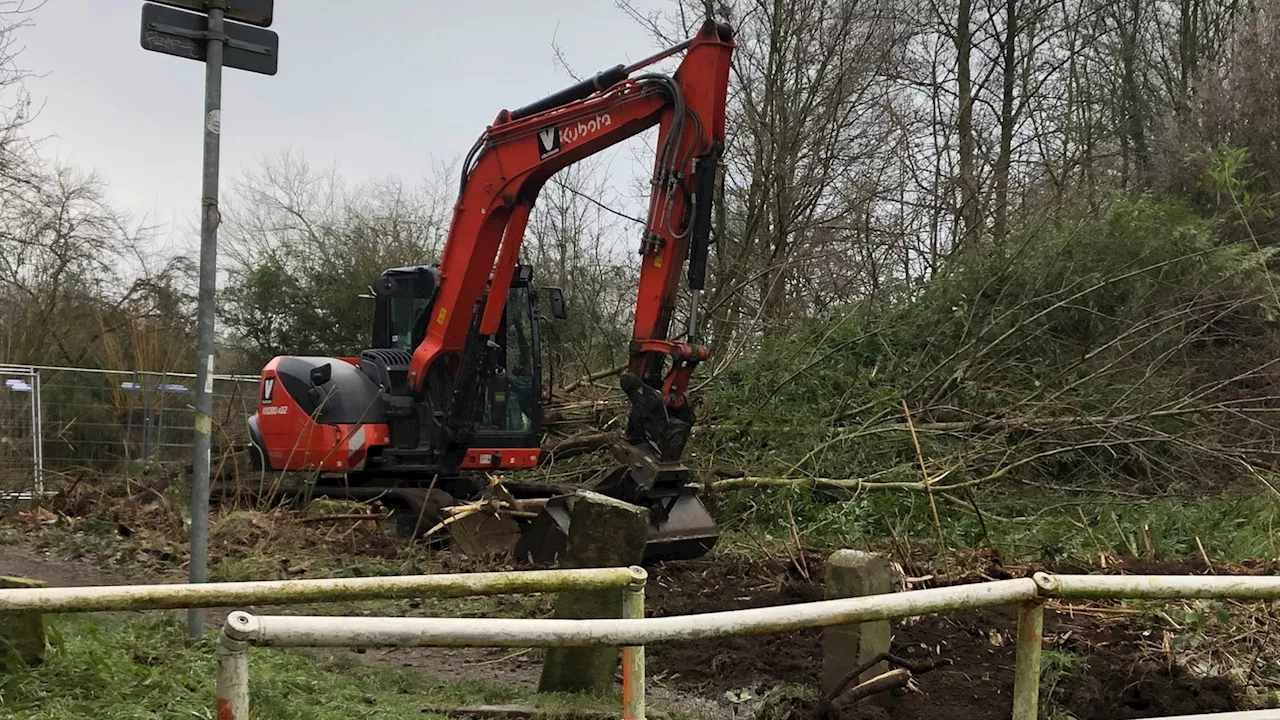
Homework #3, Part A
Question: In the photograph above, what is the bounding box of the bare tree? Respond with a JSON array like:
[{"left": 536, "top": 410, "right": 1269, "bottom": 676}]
[
  {"left": 218, "top": 151, "right": 460, "bottom": 368},
  {"left": 620, "top": 0, "right": 919, "bottom": 362},
  {"left": 0, "top": 2, "right": 39, "bottom": 195}
]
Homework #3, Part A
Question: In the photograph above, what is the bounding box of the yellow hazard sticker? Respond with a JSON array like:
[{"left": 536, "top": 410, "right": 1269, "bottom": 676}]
[
  {"left": 436, "top": 308, "right": 448, "bottom": 325},
  {"left": 653, "top": 255, "right": 663, "bottom": 268}
]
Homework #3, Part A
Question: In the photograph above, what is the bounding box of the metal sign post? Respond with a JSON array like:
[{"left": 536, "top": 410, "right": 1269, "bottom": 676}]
[{"left": 139, "top": 0, "right": 277, "bottom": 639}]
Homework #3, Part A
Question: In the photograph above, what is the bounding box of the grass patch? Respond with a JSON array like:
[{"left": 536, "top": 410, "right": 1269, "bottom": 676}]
[
  {"left": 1041, "top": 647, "right": 1090, "bottom": 720},
  {"left": 0, "top": 615, "right": 621, "bottom": 720},
  {"left": 1042, "top": 647, "right": 1088, "bottom": 677}
]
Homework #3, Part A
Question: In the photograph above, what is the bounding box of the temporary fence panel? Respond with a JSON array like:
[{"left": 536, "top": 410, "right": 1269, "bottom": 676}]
[
  {"left": 0, "top": 365, "right": 42, "bottom": 499},
  {"left": 27, "top": 365, "right": 258, "bottom": 475}
]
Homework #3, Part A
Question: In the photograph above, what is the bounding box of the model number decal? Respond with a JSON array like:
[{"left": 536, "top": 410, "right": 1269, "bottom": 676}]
[{"left": 261, "top": 405, "right": 289, "bottom": 416}]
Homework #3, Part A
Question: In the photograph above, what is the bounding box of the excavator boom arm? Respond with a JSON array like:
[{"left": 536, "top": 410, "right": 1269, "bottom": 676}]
[{"left": 407, "top": 19, "right": 735, "bottom": 464}]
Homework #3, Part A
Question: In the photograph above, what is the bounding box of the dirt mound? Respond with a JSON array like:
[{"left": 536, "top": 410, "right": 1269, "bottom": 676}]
[
  {"left": 645, "top": 552, "right": 1246, "bottom": 720},
  {"left": 885, "top": 606, "right": 1238, "bottom": 720}
]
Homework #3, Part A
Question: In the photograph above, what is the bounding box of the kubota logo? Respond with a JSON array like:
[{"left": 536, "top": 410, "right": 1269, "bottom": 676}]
[
  {"left": 561, "top": 113, "right": 612, "bottom": 146},
  {"left": 537, "top": 114, "right": 613, "bottom": 159}
]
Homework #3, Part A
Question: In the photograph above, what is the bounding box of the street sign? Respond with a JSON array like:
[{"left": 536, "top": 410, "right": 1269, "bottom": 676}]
[
  {"left": 149, "top": 0, "right": 273, "bottom": 27},
  {"left": 140, "top": 2, "right": 278, "bottom": 75}
]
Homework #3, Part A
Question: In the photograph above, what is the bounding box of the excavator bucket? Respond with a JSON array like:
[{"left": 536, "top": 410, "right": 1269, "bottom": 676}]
[
  {"left": 446, "top": 511, "right": 523, "bottom": 556},
  {"left": 596, "top": 447, "right": 720, "bottom": 561},
  {"left": 514, "top": 463, "right": 719, "bottom": 563},
  {"left": 513, "top": 494, "right": 572, "bottom": 563},
  {"left": 373, "top": 487, "right": 521, "bottom": 555},
  {"left": 640, "top": 492, "right": 718, "bottom": 561}
]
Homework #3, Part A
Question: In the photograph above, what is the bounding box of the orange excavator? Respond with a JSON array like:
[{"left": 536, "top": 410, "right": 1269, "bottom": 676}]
[{"left": 247, "top": 20, "right": 735, "bottom": 562}]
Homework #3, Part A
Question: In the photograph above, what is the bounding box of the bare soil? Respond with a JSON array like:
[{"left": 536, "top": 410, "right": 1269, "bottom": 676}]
[
  {"left": 0, "top": 543, "right": 133, "bottom": 587},
  {"left": 642, "top": 551, "right": 1248, "bottom": 720}
]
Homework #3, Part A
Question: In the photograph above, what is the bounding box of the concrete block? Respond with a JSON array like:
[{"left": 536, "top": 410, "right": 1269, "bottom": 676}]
[
  {"left": 822, "top": 550, "right": 894, "bottom": 695},
  {"left": 0, "top": 575, "right": 50, "bottom": 670},
  {"left": 538, "top": 491, "right": 649, "bottom": 694}
]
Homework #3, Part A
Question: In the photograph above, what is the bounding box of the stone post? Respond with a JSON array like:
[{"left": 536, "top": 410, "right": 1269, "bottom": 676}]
[
  {"left": 822, "top": 550, "right": 894, "bottom": 695},
  {"left": 538, "top": 491, "right": 649, "bottom": 694},
  {"left": 0, "top": 576, "right": 49, "bottom": 670}
]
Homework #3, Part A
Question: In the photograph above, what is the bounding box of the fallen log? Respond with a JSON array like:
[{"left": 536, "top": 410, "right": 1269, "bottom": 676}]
[
  {"left": 297, "top": 513, "right": 387, "bottom": 524},
  {"left": 539, "top": 431, "right": 620, "bottom": 465},
  {"left": 559, "top": 364, "right": 626, "bottom": 393},
  {"left": 706, "top": 475, "right": 931, "bottom": 492}
]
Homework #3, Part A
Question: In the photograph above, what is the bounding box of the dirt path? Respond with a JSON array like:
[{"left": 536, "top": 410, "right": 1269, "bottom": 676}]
[{"left": 1, "top": 544, "right": 138, "bottom": 587}]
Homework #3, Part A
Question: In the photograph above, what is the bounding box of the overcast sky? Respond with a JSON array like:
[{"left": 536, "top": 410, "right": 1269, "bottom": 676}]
[{"left": 17, "top": 1, "right": 665, "bottom": 254}]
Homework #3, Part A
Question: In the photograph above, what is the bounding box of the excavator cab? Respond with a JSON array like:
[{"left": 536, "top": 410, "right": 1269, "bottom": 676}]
[
  {"left": 248, "top": 264, "right": 557, "bottom": 481},
  {"left": 365, "top": 263, "right": 552, "bottom": 467}
]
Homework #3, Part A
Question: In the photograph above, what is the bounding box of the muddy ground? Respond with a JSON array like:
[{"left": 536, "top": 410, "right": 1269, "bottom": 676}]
[
  {"left": 0, "top": 515, "right": 1263, "bottom": 720},
  {"left": 642, "top": 552, "right": 1249, "bottom": 720}
]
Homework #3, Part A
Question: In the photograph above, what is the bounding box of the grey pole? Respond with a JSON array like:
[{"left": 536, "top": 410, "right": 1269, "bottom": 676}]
[{"left": 189, "top": 0, "right": 225, "bottom": 639}]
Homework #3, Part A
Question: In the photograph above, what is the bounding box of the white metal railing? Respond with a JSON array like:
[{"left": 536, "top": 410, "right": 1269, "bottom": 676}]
[
  {"left": 1149, "top": 714, "right": 1280, "bottom": 720},
  {"left": 215, "top": 571, "right": 1280, "bottom": 720},
  {"left": 215, "top": 571, "right": 648, "bottom": 720},
  {"left": 0, "top": 567, "right": 644, "bottom": 717},
  {"left": 0, "top": 567, "right": 640, "bottom": 614},
  {"left": 5, "top": 566, "right": 1280, "bottom": 720}
]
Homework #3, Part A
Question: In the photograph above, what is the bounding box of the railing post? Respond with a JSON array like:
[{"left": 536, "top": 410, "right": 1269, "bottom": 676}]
[
  {"left": 621, "top": 566, "right": 646, "bottom": 720},
  {"left": 215, "top": 630, "right": 249, "bottom": 720},
  {"left": 538, "top": 493, "right": 649, "bottom": 693},
  {"left": 1012, "top": 601, "right": 1044, "bottom": 720}
]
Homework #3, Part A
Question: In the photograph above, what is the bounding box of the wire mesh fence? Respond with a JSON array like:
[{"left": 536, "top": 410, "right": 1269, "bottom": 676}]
[
  {"left": 0, "top": 364, "right": 259, "bottom": 491},
  {"left": 0, "top": 365, "right": 43, "bottom": 498}
]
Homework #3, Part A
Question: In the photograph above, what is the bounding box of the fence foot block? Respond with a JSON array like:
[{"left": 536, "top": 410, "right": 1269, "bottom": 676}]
[
  {"left": 0, "top": 576, "right": 50, "bottom": 670},
  {"left": 539, "top": 491, "right": 649, "bottom": 694}
]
